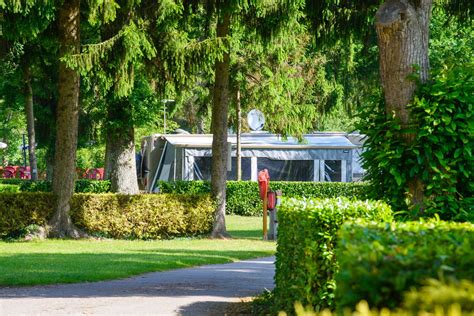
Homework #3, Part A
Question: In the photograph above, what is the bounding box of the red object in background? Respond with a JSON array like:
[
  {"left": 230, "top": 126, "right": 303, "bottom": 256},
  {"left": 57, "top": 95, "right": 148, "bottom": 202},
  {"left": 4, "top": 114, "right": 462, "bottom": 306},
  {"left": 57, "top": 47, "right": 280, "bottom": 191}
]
[
  {"left": 267, "top": 191, "right": 276, "bottom": 209},
  {"left": 258, "top": 169, "right": 270, "bottom": 200},
  {"left": 2, "top": 166, "right": 18, "bottom": 179},
  {"left": 85, "top": 168, "right": 105, "bottom": 180},
  {"left": 19, "top": 166, "right": 31, "bottom": 179}
]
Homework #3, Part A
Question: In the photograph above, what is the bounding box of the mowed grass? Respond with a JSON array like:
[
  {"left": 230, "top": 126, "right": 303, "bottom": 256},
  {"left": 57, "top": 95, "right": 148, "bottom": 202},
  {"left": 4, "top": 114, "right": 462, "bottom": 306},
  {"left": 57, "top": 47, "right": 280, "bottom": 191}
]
[{"left": 0, "top": 215, "right": 274, "bottom": 286}]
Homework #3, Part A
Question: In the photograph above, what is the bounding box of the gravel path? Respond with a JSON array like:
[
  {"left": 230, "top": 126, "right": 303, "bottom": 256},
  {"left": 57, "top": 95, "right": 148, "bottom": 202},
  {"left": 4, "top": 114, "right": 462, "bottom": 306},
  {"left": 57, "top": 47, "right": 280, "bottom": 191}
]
[{"left": 0, "top": 256, "right": 275, "bottom": 315}]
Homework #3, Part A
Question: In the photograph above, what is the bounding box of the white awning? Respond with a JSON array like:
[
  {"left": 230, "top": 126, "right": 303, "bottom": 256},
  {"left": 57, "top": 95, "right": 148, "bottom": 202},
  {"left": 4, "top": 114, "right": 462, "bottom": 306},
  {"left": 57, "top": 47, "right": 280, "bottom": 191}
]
[{"left": 155, "top": 133, "right": 357, "bottom": 150}]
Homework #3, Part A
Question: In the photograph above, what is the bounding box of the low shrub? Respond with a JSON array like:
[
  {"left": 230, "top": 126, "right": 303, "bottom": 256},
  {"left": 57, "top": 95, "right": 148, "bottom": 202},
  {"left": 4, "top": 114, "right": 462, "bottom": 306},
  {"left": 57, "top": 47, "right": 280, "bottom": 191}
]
[
  {"left": 0, "top": 184, "right": 20, "bottom": 193},
  {"left": 403, "top": 279, "right": 474, "bottom": 314},
  {"left": 0, "top": 192, "right": 55, "bottom": 237},
  {"left": 74, "top": 180, "right": 111, "bottom": 193},
  {"left": 0, "top": 179, "right": 24, "bottom": 186},
  {"left": 283, "top": 300, "right": 470, "bottom": 316},
  {"left": 0, "top": 192, "right": 214, "bottom": 239},
  {"left": 0, "top": 179, "right": 111, "bottom": 193},
  {"left": 71, "top": 193, "right": 214, "bottom": 239},
  {"left": 158, "top": 181, "right": 371, "bottom": 216},
  {"left": 335, "top": 220, "right": 474, "bottom": 311},
  {"left": 274, "top": 198, "right": 393, "bottom": 313}
]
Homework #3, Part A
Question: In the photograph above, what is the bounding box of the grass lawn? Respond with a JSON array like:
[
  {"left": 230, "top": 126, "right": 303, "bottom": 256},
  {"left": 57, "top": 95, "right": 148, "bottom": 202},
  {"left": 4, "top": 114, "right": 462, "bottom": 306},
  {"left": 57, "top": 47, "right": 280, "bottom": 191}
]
[{"left": 0, "top": 215, "right": 274, "bottom": 286}]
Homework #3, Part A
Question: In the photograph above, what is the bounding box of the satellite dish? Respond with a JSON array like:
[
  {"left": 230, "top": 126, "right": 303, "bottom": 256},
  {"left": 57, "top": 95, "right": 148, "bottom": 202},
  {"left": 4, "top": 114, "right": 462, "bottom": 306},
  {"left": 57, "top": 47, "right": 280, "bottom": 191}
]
[
  {"left": 0, "top": 142, "right": 7, "bottom": 149},
  {"left": 247, "top": 109, "right": 265, "bottom": 131}
]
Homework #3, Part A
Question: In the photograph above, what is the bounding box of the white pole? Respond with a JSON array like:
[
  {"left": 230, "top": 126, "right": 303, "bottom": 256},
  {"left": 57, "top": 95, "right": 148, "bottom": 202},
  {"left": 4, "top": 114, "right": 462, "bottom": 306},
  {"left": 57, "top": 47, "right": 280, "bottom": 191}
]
[{"left": 163, "top": 102, "right": 166, "bottom": 133}]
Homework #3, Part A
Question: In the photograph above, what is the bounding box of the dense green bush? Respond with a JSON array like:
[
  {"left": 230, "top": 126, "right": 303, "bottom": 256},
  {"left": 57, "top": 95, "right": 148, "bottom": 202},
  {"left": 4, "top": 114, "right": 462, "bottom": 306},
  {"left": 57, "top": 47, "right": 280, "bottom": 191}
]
[
  {"left": 158, "top": 181, "right": 371, "bottom": 216},
  {"left": 0, "top": 179, "right": 24, "bottom": 186},
  {"left": 0, "top": 192, "right": 214, "bottom": 239},
  {"left": 335, "top": 220, "right": 474, "bottom": 311},
  {"left": 71, "top": 193, "right": 214, "bottom": 239},
  {"left": 403, "top": 279, "right": 474, "bottom": 314},
  {"left": 0, "top": 192, "right": 55, "bottom": 236},
  {"left": 359, "top": 64, "right": 473, "bottom": 221},
  {"left": 274, "top": 198, "right": 393, "bottom": 313},
  {"left": 0, "top": 184, "right": 20, "bottom": 193},
  {"left": 0, "top": 179, "right": 111, "bottom": 193}
]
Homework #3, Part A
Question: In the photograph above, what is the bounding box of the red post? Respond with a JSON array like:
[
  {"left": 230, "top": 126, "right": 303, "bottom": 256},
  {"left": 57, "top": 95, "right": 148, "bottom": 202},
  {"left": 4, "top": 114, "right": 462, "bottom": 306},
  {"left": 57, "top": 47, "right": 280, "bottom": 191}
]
[{"left": 258, "top": 169, "right": 270, "bottom": 240}]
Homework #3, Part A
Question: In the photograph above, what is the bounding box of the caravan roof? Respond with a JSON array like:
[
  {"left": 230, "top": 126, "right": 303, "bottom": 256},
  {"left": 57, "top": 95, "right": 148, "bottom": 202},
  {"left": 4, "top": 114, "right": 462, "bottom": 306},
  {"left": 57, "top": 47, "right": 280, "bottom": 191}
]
[{"left": 150, "top": 133, "right": 357, "bottom": 149}]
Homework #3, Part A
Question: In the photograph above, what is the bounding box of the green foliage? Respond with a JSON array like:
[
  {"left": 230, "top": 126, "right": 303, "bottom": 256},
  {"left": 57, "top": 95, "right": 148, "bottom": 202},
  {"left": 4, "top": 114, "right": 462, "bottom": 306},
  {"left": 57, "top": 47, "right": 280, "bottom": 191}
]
[
  {"left": 74, "top": 180, "right": 111, "bottom": 193},
  {"left": 0, "top": 184, "right": 20, "bottom": 192},
  {"left": 403, "top": 279, "right": 474, "bottom": 314},
  {"left": 0, "top": 192, "right": 54, "bottom": 237},
  {"left": 359, "top": 63, "right": 474, "bottom": 221},
  {"left": 70, "top": 193, "right": 214, "bottom": 239},
  {"left": 0, "top": 192, "right": 214, "bottom": 239},
  {"left": 274, "top": 197, "right": 393, "bottom": 313},
  {"left": 0, "top": 179, "right": 111, "bottom": 193},
  {"left": 76, "top": 146, "right": 105, "bottom": 170},
  {"left": 157, "top": 181, "right": 371, "bottom": 216},
  {"left": 335, "top": 220, "right": 474, "bottom": 311}
]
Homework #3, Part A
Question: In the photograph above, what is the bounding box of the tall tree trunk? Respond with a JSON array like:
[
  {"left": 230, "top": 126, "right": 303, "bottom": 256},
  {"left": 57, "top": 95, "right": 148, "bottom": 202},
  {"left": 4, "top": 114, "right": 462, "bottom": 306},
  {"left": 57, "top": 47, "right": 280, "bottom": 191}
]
[
  {"left": 48, "top": 0, "right": 83, "bottom": 238},
  {"left": 23, "top": 62, "right": 38, "bottom": 180},
  {"left": 236, "top": 86, "right": 242, "bottom": 181},
  {"left": 375, "top": 0, "right": 432, "bottom": 208},
  {"left": 211, "top": 12, "right": 231, "bottom": 238},
  {"left": 106, "top": 98, "right": 139, "bottom": 194},
  {"left": 104, "top": 140, "right": 113, "bottom": 180}
]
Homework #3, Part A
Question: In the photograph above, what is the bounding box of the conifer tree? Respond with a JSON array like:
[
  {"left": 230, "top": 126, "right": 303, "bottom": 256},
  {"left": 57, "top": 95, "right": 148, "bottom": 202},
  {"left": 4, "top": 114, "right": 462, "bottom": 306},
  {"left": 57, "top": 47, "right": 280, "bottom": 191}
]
[{"left": 182, "top": 1, "right": 304, "bottom": 238}]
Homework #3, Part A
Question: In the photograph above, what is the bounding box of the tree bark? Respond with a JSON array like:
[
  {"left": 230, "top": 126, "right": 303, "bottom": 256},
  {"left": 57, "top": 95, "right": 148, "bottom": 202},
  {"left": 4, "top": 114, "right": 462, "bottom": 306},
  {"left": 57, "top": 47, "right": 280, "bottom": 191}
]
[
  {"left": 48, "top": 0, "right": 84, "bottom": 238},
  {"left": 236, "top": 86, "right": 242, "bottom": 181},
  {"left": 104, "top": 140, "right": 113, "bottom": 180},
  {"left": 23, "top": 62, "right": 38, "bottom": 180},
  {"left": 211, "top": 12, "right": 231, "bottom": 239},
  {"left": 375, "top": 0, "right": 432, "bottom": 207},
  {"left": 106, "top": 98, "right": 139, "bottom": 194}
]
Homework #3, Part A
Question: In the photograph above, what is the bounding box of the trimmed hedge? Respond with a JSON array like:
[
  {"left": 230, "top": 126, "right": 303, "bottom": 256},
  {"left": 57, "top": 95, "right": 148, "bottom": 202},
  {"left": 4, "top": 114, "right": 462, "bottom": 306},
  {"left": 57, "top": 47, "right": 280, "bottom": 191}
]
[
  {"left": 274, "top": 198, "right": 393, "bottom": 313},
  {"left": 158, "top": 181, "right": 371, "bottom": 216},
  {"left": 0, "top": 179, "right": 111, "bottom": 193},
  {"left": 403, "top": 279, "right": 474, "bottom": 314},
  {"left": 71, "top": 193, "right": 214, "bottom": 239},
  {"left": 0, "top": 184, "right": 20, "bottom": 193},
  {"left": 0, "top": 192, "right": 214, "bottom": 239},
  {"left": 335, "top": 220, "right": 474, "bottom": 311},
  {"left": 1, "top": 179, "right": 370, "bottom": 216},
  {"left": 0, "top": 192, "right": 55, "bottom": 235}
]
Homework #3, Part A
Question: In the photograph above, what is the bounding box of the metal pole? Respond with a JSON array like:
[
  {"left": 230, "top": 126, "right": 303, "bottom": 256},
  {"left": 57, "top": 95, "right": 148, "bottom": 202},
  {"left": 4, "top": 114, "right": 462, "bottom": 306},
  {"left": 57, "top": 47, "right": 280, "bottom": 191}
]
[
  {"left": 236, "top": 87, "right": 242, "bottom": 180},
  {"left": 163, "top": 101, "right": 167, "bottom": 133},
  {"left": 263, "top": 189, "right": 268, "bottom": 240},
  {"left": 22, "top": 134, "right": 27, "bottom": 166}
]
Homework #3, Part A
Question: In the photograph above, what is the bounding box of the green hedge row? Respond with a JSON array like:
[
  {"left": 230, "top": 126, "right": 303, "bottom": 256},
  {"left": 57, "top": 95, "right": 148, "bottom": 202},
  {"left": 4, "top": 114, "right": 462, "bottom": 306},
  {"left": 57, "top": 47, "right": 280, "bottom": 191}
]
[
  {"left": 274, "top": 198, "right": 393, "bottom": 312},
  {"left": 0, "top": 192, "right": 214, "bottom": 239},
  {"left": 0, "top": 179, "right": 111, "bottom": 193},
  {"left": 0, "top": 179, "right": 370, "bottom": 216},
  {"left": 335, "top": 220, "right": 474, "bottom": 311},
  {"left": 0, "top": 184, "right": 20, "bottom": 193},
  {"left": 158, "top": 181, "right": 371, "bottom": 216},
  {"left": 403, "top": 279, "right": 474, "bottom": 314}
]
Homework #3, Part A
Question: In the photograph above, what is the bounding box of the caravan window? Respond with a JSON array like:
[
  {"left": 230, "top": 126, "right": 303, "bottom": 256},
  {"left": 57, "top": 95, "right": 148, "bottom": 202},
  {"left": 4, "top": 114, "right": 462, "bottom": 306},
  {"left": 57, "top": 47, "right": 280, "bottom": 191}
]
[
  {"left": 194, "top": 157, "right": 252, "bottom": 181},
  {"left": 227, "top": 157, "right": 252, "bottom": 181},
  {"left": 194, "top": 157, "right": 212, "bottom": 180},
  {"left": 257, "top": 158, "right": 313, "bottom": 181},
  {"left": 324, "top": 160, "right": 342, "bottom": 182}
]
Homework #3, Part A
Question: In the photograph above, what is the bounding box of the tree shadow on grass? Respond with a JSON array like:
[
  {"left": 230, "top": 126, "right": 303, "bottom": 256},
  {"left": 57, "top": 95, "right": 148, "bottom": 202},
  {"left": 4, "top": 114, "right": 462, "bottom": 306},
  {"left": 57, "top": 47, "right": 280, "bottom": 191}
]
[
  {"left": 227, "top": 229, "right": 263, "bottom": 240},
  {"left": 0, "top": 250, "right": 275, "bottom": 299}
]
